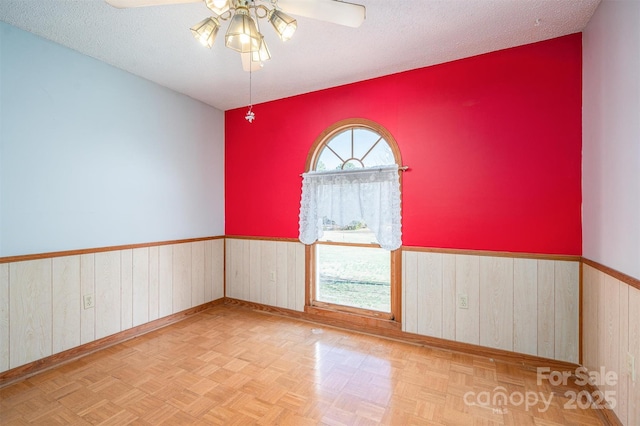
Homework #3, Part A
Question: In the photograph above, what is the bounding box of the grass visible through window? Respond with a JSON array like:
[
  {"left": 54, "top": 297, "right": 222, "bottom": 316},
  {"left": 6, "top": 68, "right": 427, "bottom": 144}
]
[{"left": 316, "top": 243, "right": 390, "bottom": 312}]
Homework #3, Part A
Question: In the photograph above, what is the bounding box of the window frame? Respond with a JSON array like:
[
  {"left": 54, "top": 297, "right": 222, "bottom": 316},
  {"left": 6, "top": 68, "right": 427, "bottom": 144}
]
[{"left": 303, "top": 118, "right": 403, "bottom": 328}]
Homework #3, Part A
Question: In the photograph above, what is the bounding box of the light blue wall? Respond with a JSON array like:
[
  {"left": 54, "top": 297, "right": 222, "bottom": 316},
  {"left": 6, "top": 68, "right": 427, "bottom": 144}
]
[
  {"left": 583, "top": 0, "right": 640, "bottom": 279},
  {"left": 0, "top": 22, "right": 225, "bottom": 256}
]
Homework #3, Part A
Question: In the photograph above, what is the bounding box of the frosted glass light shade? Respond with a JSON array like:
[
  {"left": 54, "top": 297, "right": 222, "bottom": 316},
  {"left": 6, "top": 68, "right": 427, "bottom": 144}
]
[
  {"left": 190, "top": 17, "right": 220, "bottom": 48},
  {"left": 225, "top": 8, "right": 260, "bottom": 53},
  {"left": 204, "top": 0, "right": 230, "bottom": 15},
  {"left": 251, "top": 35, "right": 271, "bottom": 62},
  {"left": 269, "top": 9, "right": 296, "bottom": 41}
]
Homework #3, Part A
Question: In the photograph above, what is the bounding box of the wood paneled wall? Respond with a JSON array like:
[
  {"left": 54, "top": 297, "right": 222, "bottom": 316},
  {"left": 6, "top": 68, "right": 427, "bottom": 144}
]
[
  {"left": 402, "top": 252, "right": 580, "bottom": 363},
  {"left": 0, "top": 239, "right": 224, "bottom": 373},
  {"left": 8, "top": 237, "right": 628, "bottom": 404},
  {"left": 225, "top": 239, "right": 305, "bottom": 312},
  {"left": 582, "top": 264, "right": 639, "bottom": 426},
  {"left": 225, "top": 238, "right": 579, "bottom": 364}
]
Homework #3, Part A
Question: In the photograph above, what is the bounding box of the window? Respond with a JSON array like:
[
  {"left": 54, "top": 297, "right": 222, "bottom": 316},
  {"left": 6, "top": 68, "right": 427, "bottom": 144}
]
[
  {"left": 302, "top": 119, "right": 402, "bottom": 325},
  {"left": 315, "top": 127, "right": 395, "bottom": 170}
]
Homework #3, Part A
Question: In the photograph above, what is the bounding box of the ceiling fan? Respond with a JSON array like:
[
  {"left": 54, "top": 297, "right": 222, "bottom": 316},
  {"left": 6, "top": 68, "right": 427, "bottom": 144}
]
[{"left": 105, "top": 0, "right": 366, "bottom": 71}]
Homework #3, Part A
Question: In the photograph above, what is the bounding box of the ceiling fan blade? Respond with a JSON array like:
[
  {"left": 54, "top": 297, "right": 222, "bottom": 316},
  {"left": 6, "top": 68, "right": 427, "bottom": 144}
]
[
  {"left": 105, "top": 0, "right": 199, "bottom": 9},
  {"left": 277, "top": 0, "right": 365, "bottom": 28}
]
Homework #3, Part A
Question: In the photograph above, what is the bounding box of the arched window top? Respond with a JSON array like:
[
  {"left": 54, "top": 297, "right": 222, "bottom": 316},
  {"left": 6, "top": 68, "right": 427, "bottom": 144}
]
[
  {"left": 306, "top": 119, "right": 401, "bottom": 172},
  {"left": 316, "top": 127, "right": 393, "bottom": 170}
]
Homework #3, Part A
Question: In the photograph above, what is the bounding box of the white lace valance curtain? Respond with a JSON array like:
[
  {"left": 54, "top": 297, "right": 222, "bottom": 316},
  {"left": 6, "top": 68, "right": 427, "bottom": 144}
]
[{"left": 298, "top": 165, "right": 402, "bottom": 251}]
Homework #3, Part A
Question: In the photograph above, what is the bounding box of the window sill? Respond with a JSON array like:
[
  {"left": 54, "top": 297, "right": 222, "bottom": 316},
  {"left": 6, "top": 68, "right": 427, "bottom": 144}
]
[{"left": 304, "top": 305, "right": 401, "bottom": 332}]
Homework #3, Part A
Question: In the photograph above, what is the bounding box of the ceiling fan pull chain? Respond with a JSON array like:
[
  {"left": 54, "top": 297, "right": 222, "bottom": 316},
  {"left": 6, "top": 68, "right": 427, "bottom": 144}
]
[{"left": 245, "top": 65, "right": 255, "bottom": 123}]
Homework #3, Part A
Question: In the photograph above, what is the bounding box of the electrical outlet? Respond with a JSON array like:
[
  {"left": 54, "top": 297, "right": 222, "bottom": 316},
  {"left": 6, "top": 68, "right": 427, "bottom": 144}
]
[
  {"left": 628, "top": 352, "right": 636, "bottom": 382},
  {"left": 83, "top": 294, "right": 95, "bottom": 310},
  {"left": 457, "top": 294, "right": 469, "bottom": 309}
]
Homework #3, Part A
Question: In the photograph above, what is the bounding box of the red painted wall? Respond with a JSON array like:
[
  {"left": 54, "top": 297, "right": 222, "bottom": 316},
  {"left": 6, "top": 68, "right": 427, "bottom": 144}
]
[{"left": 225, "top": 34, "right": 582, "bottom": 255}]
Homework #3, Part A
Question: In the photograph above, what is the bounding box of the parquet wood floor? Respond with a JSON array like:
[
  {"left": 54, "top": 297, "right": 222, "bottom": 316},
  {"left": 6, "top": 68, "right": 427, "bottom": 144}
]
[{"left": 0, "top": 305, "right": 610, "bottom": 425}]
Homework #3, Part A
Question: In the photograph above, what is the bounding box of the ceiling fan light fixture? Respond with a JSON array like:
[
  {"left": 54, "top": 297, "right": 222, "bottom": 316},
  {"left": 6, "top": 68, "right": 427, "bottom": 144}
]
[
  {"left": 269, "top": 9, "right": 297, "bottom": 41},
  {"left": 204, "top": 0, "right": 230, "bottom": 15},
  {"left": 190, "top": 16, "right": 220, "bottom": 48},
  {"left": 225, "top": 7, "right": 261, "bottom": 53}
]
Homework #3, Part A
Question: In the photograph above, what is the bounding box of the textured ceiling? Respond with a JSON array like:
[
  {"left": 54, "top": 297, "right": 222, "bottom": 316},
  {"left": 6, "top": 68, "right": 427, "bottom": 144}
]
[{"left": 0, "top": 0, "right": 600, "bottom": 111}]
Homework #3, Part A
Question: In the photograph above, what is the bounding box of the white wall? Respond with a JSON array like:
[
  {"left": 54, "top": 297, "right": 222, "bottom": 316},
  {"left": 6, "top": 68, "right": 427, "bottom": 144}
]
[
  {"left": 0, "top": 22, "right": 225, "bottom": 257},
  {"left": 582, "top": 0, "right": 640, "bottom": 280}
]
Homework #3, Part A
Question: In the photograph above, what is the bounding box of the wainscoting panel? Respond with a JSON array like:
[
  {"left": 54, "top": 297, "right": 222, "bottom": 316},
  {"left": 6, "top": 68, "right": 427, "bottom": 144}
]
[
  {"left": 80, "top": 254, "right": 95, "bottom": 344},
  {"left": 513, "top": 258, "right": 537, "bottom": 356},
  {"left": 225, "top": 239, "right": 242, "bottom": 301},
  {"left": 95, "top": 251, "right": 121, "bottom": 340},
  {"left": 582, "top": 263, "right": 599, "bottom": 373},
  {"left": 225, "top": 239, "right": 305, "bottom": 312},
  {"left": 207, "top": 239, "right": 225, "bottom": 305},
  {"left": 52, "top": 255, "right": 81, "bottom": 354},
  {"left": 455, "top": 255, "right": 480, "bottom": 345},
  {"left": 442, "top": 254, "right": 456, "bottom": 341},
  {"left": 292, "top": 243, "right": 305, "bottom": 312},
  {"left": 554, "top": 261, "right": 579, "bottom": 364},
  {"left": 479, "top": 256, "right": 514, "bottom": 352},
  {"left": 402, "top": 251, "right": 418, "bottom": 334},
  {"left": 536, "top": 261, "right": 555, "bottom": 359},
  {"left": 582, "top": 263, "right": 639, "bottom": 426},
  {"left": 148, "top": 246, "right": 159, "bottom": 322},
  {"left": 191, "top": 241, "right": 206, "bottom": 307},
  {"left": 158, "top": 245, "right": 173, "bottom": 318},
  {"left": 261, "top": 240, "right": 277, "bottom": 308},
  {"left": 403, "top": 252, "right": 579, "bottom": 363},
  {"left": 173, "top": 243, "right": 192, "bottom": 313},
  {"left": 226, "top": 238, "right": 243, "bottom": 301},
  {"left": 0, "top": 238, "right": 224, "bottom": 374},
  {"left": 604, "top": 273, "right": 621, "bottom": 408},
  {"left": 132, "top": 247, "right": 150, "bottom": 327},
  {"left": 618, "top": 282, "right": 629, "bottom": 425},
  {"left": 276, "top": 243, "right": 288, "bottom": 308},
  {"left": 9, "top": 259, "right": 52, "bottom": 368},
  {"left": 121, "top": 249, "right": 134, "bottom": 331},
  {"left": 211, "top": 240, "right": 224, "bottom": 301},
  {"left": 249, "top": 241, "right": 261, "bottom": 303},
  {"left": 0, "top": 264, "right": 9, "bottom": 371},
  {"left": 417, "top": 252, "right": 443, "bottom": 338}
]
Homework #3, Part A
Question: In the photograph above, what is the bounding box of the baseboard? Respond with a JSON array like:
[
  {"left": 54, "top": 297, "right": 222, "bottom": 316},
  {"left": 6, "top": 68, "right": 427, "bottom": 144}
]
[
  {"left": 223, "top": 297, "right": 579, "bottom": 372},
  {"left": 0, "top": 298, "right": 225, "bottom": 388}
]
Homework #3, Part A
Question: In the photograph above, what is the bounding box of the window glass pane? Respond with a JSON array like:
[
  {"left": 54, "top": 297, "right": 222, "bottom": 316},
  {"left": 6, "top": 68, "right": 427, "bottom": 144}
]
[
  {"left": 326, "top": 130, "right": 352, "bottom": 164},
  {"left": 316, "top": 244, "right": 390, "bottom": 312},
  {"left": 316, "top": 148, "right": 343, "bottom": 171},
  {"left": 362, "top": 139, "right": 394, "bottom": 167},
  {"left": 316, "top": 128, "right": 394, "bottom": 171},
  {"left": 352, "top": 129, "right": 382, "bottom": 159},
  {"left": 320, "top": 221, "right": 378, "bottom": 244}
]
